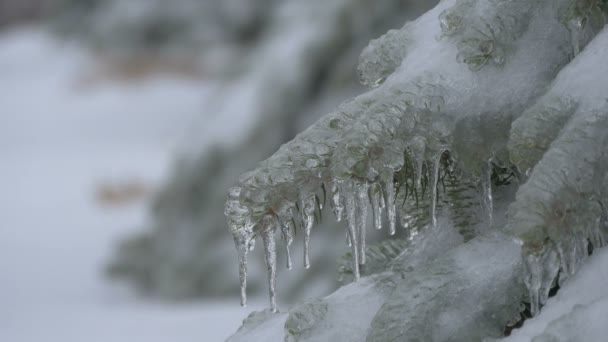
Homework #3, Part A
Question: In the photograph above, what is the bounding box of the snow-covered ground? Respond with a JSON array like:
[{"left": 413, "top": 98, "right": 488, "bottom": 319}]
[{"left": 0, "top": 28, "right": 261, "bottom": 342}]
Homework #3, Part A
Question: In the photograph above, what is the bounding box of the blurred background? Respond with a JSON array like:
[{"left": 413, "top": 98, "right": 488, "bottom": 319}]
[{"left": 0, "top": 0, "right": 436, "bottom": 340}]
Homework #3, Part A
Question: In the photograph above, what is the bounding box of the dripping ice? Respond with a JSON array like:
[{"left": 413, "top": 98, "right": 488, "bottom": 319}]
[{"left": 225, "top": 153, "right": 503, "bottom": 310}]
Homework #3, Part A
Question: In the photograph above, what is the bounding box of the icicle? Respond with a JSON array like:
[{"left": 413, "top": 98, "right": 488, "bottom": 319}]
[
  {"left": 480, "top": 159, "right": 494, "bottom": 227},
  {"left": 429, "top": 153, "right": 442, "bottom": 228},
  {"left": 567, "top": 18, "right": 583, "bottom": 57},
  {"left": 538, "top": 246, "right": 559, "bottom": 306},
  {"left": 344, "top": 181, "right": 360, "bottom": 281},
  {"left": 260, "top": 214, "right": 278, "bottom": 312},
  {"left": 554, "top": 230, "right": 592, "bottom": 287},
  {"left": 523, "top": 252, "right": 542, "bottom": 316},
  {"left": 330, "top": 180, "right": 344, "bottom": 222},
  {"left": 413, "top": 161, "right": 423, "bottom": 192},
  {"left": 320, "top": 183, "right": 327, "bottom": 210},
  {"left": 410, "top": 138, "right": 426, "bottom": 192},
  {"left": 555, "top": 241, "right": 568, "bottom": 283},
  {"left": 523, "top": 244, "right": 560, "bottom": 316},
  {"left": 225, "top": 186, "right": 255, "bottom": 308},
  {"left": 330, "top": 180, "right": 346, "bottom": 222},
  {"left": 589, "top": 224, "right": 605, "bottom": 249},
  {"left": 301, "top": 193, "right": 316, "bottom": 269},
  {"left": 564, "top": 240, "right": 578, "bottom": 278},
  {"left": 315, "top": 194, "right": 323, "bottom": 223},
  {"left": 237, "top": 244, "right": 249, "bottom": 307},
  {"left": 577, "top": 232, "right": 588, "bottom": 258},
  {"left": 382, "top": 170, "right": 396, "bottom": 235},
  {"left": 346, "top": 231, "right": 352, "bottom": 247},
  {"left": 279, "top": 212, "right": 295, "bottom": 270},
  {"left": 355, "top": 180, "right": 370, "bottom": 265},
  {"left": 369, "top": 182, "right": 384, "bottom": 230},
  {"left": 556, "top": 234, "right": 585, "bottom": 284}
]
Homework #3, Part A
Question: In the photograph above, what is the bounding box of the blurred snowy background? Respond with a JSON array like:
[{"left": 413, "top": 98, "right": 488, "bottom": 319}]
[{"left": 0, "top": 0, "right": 435, "bottom": 341}]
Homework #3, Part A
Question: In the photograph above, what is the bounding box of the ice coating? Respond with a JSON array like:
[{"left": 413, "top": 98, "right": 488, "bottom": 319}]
[
  {"left": 439, "top": 0, "right": 543, "bottom": 71},
  {"left": 368, "top": 233, "right": 524, "bottom": 341},
  {"left": 225, "top": 0, "right": 606, "bottom": 310},
  {"left": 508, "top": 97, "right": 578, "bottom": 176},
  {"left": 357, "top": 24, "right": 410, "bottom": 88}
]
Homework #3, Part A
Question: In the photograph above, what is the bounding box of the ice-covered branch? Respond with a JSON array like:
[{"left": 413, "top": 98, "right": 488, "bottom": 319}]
[
  {"left": 226, "top": 0, "right": 603, "bottom": 310},
  {"left": 505, "top": 26, "right": 608, "bottom": 316}
]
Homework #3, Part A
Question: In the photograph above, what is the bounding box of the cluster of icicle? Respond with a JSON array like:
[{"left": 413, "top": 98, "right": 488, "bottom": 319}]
[
  {"left": 225, "top": 0, "right": 608, "bottom": 314},
  {"left": 224, "top": 97, "right": 455, "bottom": 312},
  {"left": 224, "top": 74, "right": 495, "bottom": 313}
]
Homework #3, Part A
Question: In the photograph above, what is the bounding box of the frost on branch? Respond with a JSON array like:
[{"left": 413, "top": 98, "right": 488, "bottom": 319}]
[{"left": 224, "top": 0, "right": 608, "bottom": 341}]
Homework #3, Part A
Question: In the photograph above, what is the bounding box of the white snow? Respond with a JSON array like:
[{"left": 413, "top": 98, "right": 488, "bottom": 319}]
[{"left": 0, "top": 27, "right": 262, "bottom": 342}]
